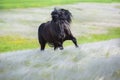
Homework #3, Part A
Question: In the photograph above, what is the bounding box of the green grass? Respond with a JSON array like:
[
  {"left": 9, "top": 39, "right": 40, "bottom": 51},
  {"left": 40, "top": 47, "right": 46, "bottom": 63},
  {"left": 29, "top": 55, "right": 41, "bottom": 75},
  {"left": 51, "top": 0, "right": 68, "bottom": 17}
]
[
  {"left": 0, "top": 36, "right": 39, "bottom": 52},
  {"left": 0, "top": 0, "right": 120, "bottom": 9},
  {"left": 0, "top": 27, "right": 120, "bottom": 53},
  {"left": 64, "top": 27, "right": 120, "bottom": 46}
]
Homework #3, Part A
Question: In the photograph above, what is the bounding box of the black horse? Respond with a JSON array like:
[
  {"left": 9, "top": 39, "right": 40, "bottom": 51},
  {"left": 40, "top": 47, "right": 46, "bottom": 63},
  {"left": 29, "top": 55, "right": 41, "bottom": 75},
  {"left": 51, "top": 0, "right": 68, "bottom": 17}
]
[{"left": 38, "top": 8, "right": 78, "bottom": 50}]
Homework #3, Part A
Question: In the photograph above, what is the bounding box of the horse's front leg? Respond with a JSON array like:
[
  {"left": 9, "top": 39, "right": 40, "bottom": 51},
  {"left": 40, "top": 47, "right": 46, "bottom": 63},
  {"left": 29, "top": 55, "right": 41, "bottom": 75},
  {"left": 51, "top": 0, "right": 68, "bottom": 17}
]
[
  {"left": 71, "top": 36, "right": 79, "bottom": 48},
  {"left": 66, "top": 35, "right": 78, "bottom": 48}
]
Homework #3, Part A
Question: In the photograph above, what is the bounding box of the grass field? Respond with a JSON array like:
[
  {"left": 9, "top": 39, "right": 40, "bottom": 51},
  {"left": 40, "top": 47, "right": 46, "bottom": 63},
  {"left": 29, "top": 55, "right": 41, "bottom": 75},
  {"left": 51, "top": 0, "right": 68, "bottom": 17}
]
[
  {"left": 64, "top": 27, "right": 120, "bottom": 47},
  {"left": 0, "top": 27, "right": 120, "bottom": 52},
  {"left": 0, "top": 2, "right": 120, "bottom": 52},
  {"left": 0, "top": 0, "right": 120, "bottom": 9}
]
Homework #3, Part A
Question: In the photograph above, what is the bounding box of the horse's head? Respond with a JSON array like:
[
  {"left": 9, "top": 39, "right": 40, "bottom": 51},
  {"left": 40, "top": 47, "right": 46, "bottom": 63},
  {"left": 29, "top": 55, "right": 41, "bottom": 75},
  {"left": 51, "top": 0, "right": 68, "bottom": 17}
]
[{"left": 51, "top": 8, "right": 72, "bottom": 23}]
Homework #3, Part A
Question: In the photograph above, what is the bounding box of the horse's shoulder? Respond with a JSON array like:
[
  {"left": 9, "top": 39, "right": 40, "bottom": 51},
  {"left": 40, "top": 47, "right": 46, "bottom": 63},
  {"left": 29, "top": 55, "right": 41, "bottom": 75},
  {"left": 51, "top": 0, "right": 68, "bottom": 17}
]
[
  {"left": 39, "top": 21, "right": 49, "bottom": 28},
  {"left": 45, "top": 21, "right": 50, "bottom": 24}
]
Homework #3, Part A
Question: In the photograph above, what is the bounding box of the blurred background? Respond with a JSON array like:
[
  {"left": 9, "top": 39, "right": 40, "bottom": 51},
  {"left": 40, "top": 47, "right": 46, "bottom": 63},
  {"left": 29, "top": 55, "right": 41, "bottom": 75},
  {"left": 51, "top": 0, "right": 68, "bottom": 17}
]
[{"left": 0, "top": 0, "right": 120, "bottom": 52}]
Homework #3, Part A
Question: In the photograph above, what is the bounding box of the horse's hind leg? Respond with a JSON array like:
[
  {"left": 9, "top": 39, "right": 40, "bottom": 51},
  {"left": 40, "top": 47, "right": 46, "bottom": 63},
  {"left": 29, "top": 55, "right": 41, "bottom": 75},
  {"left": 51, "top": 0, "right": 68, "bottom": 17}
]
[
  {"left": 54, "top": 42, "right": 64, "bottom": 50},
  {"left": 38, "top": 35, "right": 46, "bottom": 51},
  {"left": 59, "top": 45, "right": 63, "bottom": 50},
  {"left": 59, "top": 42, "right": 64, "bottom": 50},
  {"left": 41, "top": 42, "right": 46, "bottom": 51},
  {"left": 54, "top": 45, "right": 63, "bottom": 50}
]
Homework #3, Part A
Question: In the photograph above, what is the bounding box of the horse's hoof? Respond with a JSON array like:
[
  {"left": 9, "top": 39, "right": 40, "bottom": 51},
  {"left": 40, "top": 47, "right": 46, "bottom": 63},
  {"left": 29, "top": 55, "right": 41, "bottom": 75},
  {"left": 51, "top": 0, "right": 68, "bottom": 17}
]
[
  {"left": 76, "top": 45, "right": 79, "bottom": 48},
  {"left": 60, "top": 47, "right": 63, "bottom": 50}
]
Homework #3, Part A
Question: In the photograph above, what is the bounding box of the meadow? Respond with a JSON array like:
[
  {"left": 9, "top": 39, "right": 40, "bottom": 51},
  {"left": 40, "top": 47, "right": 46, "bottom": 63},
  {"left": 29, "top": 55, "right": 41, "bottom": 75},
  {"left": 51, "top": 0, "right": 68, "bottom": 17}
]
[
  {"left": 1, "top": 27, "right": 120, "bottom": 52},
  {"left": 0, "top": 27, "right": 120, "bottom": 52},
  {"left": 0, "top": 2, "right": 120, "bottom": 52},
  {"left": 0, "top": 0, "right": 120, "bottom": 9}
]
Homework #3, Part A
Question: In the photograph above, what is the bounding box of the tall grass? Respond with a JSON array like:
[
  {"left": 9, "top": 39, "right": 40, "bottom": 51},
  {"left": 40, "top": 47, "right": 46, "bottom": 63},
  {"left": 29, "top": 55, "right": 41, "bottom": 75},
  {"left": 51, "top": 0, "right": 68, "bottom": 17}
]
[{"left": 0, "top": 0, "right": 120, "bottom": 9}]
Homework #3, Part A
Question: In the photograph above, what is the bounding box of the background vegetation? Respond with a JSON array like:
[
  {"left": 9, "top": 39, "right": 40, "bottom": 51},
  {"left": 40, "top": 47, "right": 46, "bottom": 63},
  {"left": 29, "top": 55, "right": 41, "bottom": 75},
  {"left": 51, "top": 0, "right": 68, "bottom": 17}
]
[
  {"left": 0, "top": 0, "right": 120, "bottom": 9},
  {"left": 0, "top": 27, "right": 120, "bottom": 52},
  {"left": 0, "top": 0, "right": 120, "bottom": 52}
]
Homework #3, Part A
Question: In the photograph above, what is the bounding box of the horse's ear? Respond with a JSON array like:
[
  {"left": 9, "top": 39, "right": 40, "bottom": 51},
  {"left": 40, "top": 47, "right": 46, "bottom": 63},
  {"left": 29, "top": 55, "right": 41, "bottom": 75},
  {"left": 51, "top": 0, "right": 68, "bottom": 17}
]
[
  {"left": 54, "top": 8, "right": 58, "bottom": 11},
  {"left": 51, "top": 8, "right": 56, "bottom": 15},
  {"left": 54, "top": 7, "right": 60, "bottom": 11}
]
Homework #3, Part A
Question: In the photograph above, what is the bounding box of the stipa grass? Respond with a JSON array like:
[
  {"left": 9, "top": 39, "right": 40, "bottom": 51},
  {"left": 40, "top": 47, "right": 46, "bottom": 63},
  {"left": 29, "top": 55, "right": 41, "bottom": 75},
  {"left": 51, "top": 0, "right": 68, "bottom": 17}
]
[{"left": 0, "top": 39, "right": 120, "bottom": 80}]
